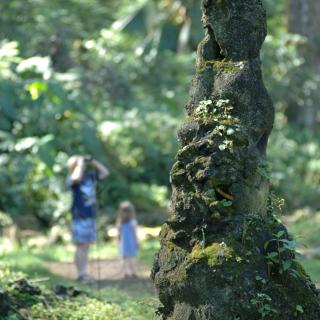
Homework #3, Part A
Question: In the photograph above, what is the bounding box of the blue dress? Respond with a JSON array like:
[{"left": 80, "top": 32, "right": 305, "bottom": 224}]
[{"left": 119, "top": 219, "right": 138, "bottom": 257}]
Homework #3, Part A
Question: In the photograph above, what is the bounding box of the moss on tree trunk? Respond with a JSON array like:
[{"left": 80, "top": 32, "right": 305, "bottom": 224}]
[{"left": 151, "top": 0, "right": 320, "bottom": 319}]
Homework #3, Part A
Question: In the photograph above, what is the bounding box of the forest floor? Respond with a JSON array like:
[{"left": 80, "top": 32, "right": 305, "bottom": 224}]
[
  {"left": 46, "top": 258, "right": 155, "bottom": 296},
  {"left": 0, "top": 236, "right": 160, "bottom": 319},
  {"left": 1, "top": 217, "right": 320, "bottom": 319}
]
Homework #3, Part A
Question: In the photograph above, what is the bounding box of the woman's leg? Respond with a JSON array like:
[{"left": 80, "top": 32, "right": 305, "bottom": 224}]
[{"left": 75, "top": 242, "right": 90, "bottom": 278}]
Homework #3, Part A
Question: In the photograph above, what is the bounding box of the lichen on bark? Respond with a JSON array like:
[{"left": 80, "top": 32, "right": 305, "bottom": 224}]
[{"left": 151, "top": 0, "right": 320, "bottom": 319}]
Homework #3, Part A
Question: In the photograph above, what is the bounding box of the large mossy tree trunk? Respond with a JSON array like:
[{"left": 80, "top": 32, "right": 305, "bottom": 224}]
[{"left": 151, "top": 1, "right": 320, "bottom": 319}]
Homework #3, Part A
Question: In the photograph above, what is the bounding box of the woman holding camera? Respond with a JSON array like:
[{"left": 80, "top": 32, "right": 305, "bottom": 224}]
[{"left": 67, "top": 155, "right": 109, "bottom": 283}]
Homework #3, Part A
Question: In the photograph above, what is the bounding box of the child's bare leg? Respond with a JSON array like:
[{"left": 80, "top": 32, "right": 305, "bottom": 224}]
[
  {"left": 122, "top": 257, "right": 131, "bottom": 277},
  {"left": 128, "top": 257, "right": 137, "bottom": 277}
]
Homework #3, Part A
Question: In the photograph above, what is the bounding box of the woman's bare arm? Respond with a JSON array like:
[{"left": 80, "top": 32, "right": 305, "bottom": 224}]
[
  {"left": 91, "top": 159, "right": 109, "bottom": 180},
  {"left": 70, "top": 157, "right": 85, "bottom": 184}
]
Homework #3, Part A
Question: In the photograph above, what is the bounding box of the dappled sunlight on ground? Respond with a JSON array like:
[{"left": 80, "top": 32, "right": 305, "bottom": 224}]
[{"left": 46, "top": 258, "right": 151, "bottom": 282}]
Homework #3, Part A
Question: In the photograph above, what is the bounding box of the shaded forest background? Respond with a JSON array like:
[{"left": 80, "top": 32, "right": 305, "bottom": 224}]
[{"left": 0, "top": 0, "right": 320, "bottom": 231}]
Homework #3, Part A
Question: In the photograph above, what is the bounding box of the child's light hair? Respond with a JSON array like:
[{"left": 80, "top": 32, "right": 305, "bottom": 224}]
[
  {"left": 67, "top": 155, "right": 81, "bottom": 173},
  {"left": 117, "top": 201, "right": 136, "bottom": 223}
]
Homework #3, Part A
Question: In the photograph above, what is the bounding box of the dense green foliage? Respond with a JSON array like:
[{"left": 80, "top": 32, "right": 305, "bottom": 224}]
[
  {"left": 0, "top": 0, "right": 192, "bottom": 227},
  {"left": 0, "top": 0, "right": 319, "bottom": 228}
]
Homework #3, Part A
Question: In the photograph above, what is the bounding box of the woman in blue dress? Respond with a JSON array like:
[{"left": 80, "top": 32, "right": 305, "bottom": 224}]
[
  {"left": 117, "top": 201, "right": 139, "bottom": 279},
  {"left": 67, "top": 155, "right": 109, "bottom": 283}
]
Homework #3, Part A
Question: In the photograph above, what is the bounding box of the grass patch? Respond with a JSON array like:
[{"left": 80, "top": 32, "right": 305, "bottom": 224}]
[
  {"left": 284, "top": 211, "right": 320, "bottom": 247},
  {"left": 0, "top": 236, "right": 161, "bottom": 319},
  {"left": 138, "top": 238, "right": 160, "bottom": 269},
  {"left": 283, "top": 211, "right": 320, "bottom": 284},
  {"left": 0, "top": 263, "right": 158, "bottom": 320},
  {"left": 297, "top": 257, "right": 320, "bottom": 284}
]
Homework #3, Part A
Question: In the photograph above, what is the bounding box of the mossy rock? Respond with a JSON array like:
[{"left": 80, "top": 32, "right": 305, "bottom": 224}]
[{"left": 190, "top": 242, "right": 233, "bottom": 267}]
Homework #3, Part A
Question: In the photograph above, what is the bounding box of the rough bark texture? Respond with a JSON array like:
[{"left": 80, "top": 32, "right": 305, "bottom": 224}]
[{"left": 151, "top": 1, "right": 320, "bottom": 319}]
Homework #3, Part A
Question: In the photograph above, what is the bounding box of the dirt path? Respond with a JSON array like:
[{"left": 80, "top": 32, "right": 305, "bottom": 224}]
[{"left": 46, "top": 258, "right": 155, "bottom": 296}]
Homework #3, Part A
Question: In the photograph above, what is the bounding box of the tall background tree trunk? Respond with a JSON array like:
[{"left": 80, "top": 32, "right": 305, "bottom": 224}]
[
  {"left": 287, "top": 0, "right": 320, "bottom": 129},
  {"left": 152, "top": 0, "right": 320, "bottom": 319},
  {"left": 288, "top": 0, "right": 320, "bottom": 72}
]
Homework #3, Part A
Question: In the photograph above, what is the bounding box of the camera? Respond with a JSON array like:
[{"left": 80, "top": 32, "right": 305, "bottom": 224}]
[{"left": 84, "top": 155, "right": 93, "bottom": 163}]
